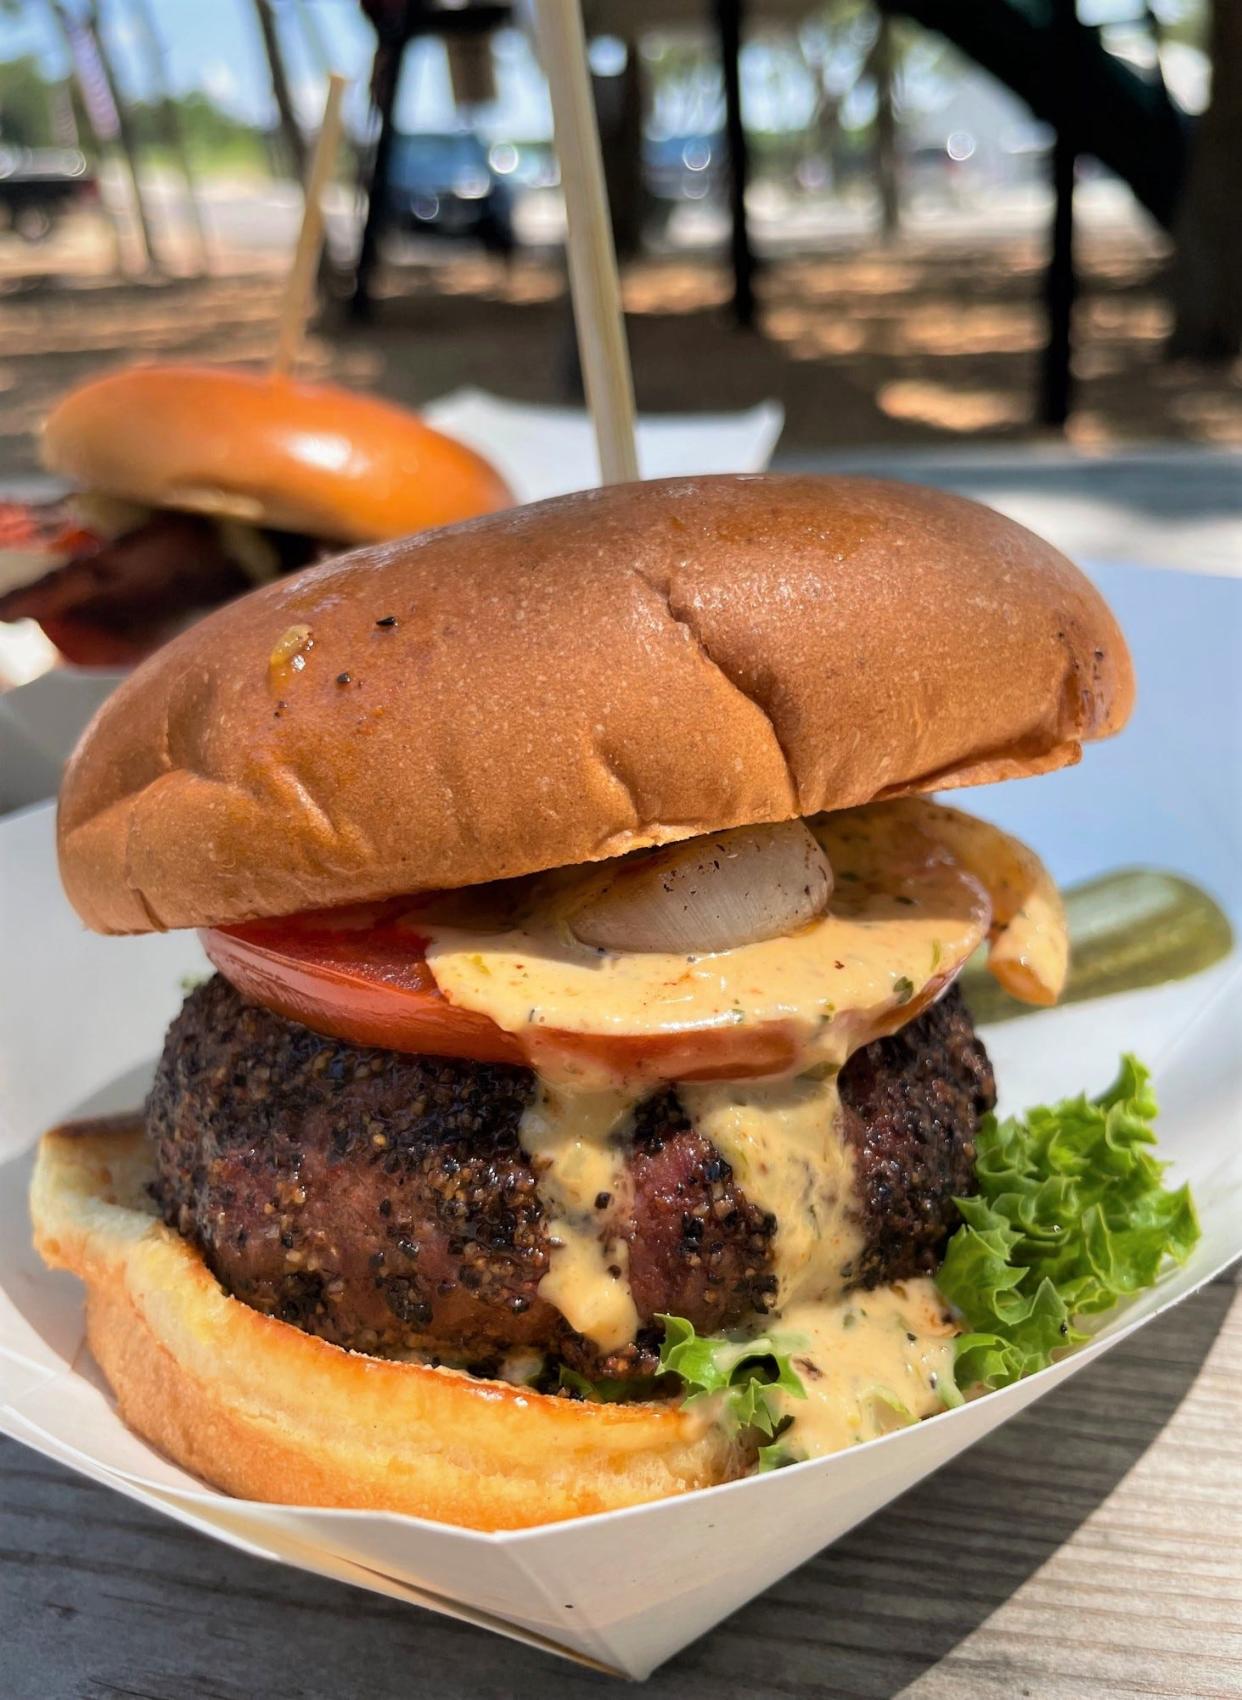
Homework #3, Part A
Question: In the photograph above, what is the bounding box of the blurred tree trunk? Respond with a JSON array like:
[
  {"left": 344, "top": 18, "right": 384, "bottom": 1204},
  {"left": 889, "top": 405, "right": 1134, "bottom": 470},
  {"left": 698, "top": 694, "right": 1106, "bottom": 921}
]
[
  {"left": 349, "top": 26, "right": 404, "bottom": 321},
  {"left": 58, "top": 0, "right": 162, "bottom": 273},
  {"left": 87, "top": 2, "right": 162, "bottom": 271},
  {"left": 40, "top": 0, "right": 123, "bottom": 271},
  {"left": 813, "top": 89, "right": 842, "bottom": 188},
  {"left": 47, "top": 78, "right": 77, "bottom": 144},
  {"left": 1169, "top": 0, "right": 1242, "bottom": 359},
  {"left": 252, "top": 0, "right": 308, "bottom": 183},
  {"left": 592, "top": 38, "right": 645, "bottom": 260},
  {"left": 129, "top": 0, "right": 208, "bottom": 272},
  {"left": 871, "top": 14, "right": 900, "bottom": 240}
]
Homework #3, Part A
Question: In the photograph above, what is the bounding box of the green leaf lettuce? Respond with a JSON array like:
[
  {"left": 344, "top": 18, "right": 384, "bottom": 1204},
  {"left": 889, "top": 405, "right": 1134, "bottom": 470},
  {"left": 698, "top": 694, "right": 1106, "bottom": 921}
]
[
  {"left": 581, "top": 1056, "right": 1198, "bottom": 1470},
  {"left": 938, "top": 1054, "right": 1200, "bottom": 1397},
  {"left": 656, "top": 1313, "right": 806, "bottom": 1444}
]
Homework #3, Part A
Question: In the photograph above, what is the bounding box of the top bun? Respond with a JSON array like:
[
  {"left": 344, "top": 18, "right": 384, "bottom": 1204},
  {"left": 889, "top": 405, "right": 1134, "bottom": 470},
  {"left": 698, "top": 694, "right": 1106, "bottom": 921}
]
[
  {"left": 58, "top": 475, "right": 1134, "bottom": 935},
  {"left": 41, "top": 364, "right": 512, "bottom": 543}
]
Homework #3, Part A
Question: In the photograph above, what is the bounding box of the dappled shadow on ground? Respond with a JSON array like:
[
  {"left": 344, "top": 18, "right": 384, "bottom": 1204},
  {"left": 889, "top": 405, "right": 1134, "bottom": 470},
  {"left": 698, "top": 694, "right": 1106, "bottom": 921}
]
[{"left": 0, "top": 230, "right": 1238, "bottom": 479}]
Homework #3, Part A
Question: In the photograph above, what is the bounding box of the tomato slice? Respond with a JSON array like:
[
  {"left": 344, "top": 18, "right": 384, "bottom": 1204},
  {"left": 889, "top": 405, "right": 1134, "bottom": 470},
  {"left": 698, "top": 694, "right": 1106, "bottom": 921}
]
[
  {"left": 204, "top": 909, "right": 523, "bottom": 1066},
  {"left": 203, "top": 908, "right": 801, "bottom": 1080}
]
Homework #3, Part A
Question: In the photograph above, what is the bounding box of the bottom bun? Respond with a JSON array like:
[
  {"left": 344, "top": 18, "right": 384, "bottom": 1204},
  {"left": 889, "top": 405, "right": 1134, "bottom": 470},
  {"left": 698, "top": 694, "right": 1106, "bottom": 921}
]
[{"left": 30, "top": 1121, "right": 743, "bottom": 1530}]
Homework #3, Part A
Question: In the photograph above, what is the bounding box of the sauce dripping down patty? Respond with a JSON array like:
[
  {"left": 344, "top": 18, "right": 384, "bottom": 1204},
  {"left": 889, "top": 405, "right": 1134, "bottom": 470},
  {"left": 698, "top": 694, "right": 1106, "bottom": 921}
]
[{"left": 425, "top": 803, "right": 992, "bottom": 1357}]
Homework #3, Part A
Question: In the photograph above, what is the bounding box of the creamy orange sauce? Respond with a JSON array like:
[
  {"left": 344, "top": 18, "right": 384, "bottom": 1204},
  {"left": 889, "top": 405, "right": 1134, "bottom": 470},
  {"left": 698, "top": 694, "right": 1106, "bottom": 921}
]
[
  {"left": 421, "top": 803, "right": 994, "bottom": 1364},
  {"left": 680, "top": 1072, "right": 862, "bottom": 1307},
  {"left": 518, "top": 1085, "right": 638, "bottom": 1351},
  {"left": 425, "top": 806, "right": 992, "bottom": 1084},
  {"left": 772, "top": 1279, "right": 958, "bottom": 1457},
  {"left": 417, "top": 802, "right": 1062, "bottom": 1444}
]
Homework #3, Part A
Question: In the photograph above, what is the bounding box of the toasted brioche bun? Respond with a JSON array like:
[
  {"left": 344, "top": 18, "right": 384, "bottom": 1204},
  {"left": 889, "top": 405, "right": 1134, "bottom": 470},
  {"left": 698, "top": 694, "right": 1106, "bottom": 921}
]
[
  {"left": 41, "top": 365, "right": 512, "bottom": 543},
  {"left": 58, "top": 474, "right": 1134, "bottom": 935},
  {"left": 30, "top": 1120, "right": 741, "bottom": 1529}
]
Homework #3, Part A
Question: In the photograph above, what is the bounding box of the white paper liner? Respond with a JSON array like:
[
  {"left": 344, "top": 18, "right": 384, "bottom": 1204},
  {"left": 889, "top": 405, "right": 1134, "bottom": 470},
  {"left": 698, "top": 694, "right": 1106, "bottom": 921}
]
[
  {"left": 421, "top": 387, "right": 785, "bottom": 505},
  {"left": 1, "top": 563, "right": 1239, "bottom": 1676}
]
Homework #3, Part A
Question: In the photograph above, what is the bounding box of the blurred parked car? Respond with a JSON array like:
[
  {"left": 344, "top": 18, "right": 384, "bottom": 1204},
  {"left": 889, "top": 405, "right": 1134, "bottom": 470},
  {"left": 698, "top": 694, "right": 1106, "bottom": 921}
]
[
  {"left": 387, "top": 132, "right": 514, "bottom": 252},
  {"left": 644, "top": 133, "right": 725, "bottom": 203},
  {"left": 643, "top": 132, "right": 725, "bottom": 237},
  {"left": 0, "top": 147, "right": 97, "bottom": 242}
]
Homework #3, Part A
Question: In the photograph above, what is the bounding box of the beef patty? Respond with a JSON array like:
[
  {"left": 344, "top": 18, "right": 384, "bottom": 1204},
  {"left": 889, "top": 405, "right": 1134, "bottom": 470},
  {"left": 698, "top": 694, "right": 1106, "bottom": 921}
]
[{"left": 147, "top": 975, "right": 994, "bottom": 1377}]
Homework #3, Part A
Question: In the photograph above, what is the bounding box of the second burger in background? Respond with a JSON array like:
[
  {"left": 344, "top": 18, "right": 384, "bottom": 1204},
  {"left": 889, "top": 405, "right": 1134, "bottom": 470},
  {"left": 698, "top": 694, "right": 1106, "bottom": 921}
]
[{"left": 0, "top": 364, "right": 512, "bottom": 665}]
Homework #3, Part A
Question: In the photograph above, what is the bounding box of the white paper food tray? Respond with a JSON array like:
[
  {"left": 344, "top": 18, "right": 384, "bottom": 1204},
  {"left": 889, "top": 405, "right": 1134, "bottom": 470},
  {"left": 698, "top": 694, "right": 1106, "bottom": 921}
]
[{"left": 0, "top": 563, "right": 1239, "bottom": 1677}]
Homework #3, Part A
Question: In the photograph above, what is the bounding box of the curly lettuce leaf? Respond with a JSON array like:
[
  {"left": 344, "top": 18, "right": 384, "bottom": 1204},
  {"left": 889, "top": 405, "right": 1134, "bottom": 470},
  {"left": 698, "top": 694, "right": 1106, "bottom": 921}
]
[
  {"left": 656, "top": 1313, "right": 806, "bottom": 1442},
  {"left": 939, "top": 1055, "right": 1200, "bottom": 1396}
]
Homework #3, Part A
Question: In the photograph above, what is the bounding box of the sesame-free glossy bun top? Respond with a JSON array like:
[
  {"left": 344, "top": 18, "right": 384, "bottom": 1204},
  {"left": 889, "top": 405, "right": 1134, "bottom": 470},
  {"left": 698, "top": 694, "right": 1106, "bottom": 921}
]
[
  {"left": 42, "top": 364, "right": 512, "bottom": 543},
  {"left": 57, "top": 474, "right": 1134, "bottom": 934}
]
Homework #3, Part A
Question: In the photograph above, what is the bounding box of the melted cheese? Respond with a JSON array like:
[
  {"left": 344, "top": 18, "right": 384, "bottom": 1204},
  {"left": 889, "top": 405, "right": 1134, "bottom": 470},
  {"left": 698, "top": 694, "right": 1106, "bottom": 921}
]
[
  {"left": 518, "top": 1085, "right": 638, "bottom": 1351},
  {"left": 773, "top": 1280, "right": 958, "bottom": 1456}
]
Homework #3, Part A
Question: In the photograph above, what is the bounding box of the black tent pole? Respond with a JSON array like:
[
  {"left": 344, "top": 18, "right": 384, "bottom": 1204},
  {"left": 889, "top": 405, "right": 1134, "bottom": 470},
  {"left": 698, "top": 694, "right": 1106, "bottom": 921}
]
[
  {"left": 350, "top": 10, "right": 408, "bottom": 323},
  {"left": 716, "top": 0, "right": 754, "bottom": 328}
]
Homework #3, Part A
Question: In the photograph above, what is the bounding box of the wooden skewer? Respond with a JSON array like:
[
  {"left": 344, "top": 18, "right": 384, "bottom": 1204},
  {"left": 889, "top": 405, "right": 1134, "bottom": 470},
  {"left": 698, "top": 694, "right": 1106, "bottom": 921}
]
[
  {"left": 532, "top": 0, "right": 639, "bottom": 484},
  {"left": 271, "top": 72, "right": 348, "bottom": 379}
]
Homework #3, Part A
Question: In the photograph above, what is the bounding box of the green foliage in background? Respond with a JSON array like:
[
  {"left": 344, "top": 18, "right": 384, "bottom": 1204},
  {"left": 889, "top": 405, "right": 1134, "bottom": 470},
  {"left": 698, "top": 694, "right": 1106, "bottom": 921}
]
[{"left": 0, "top": 53, "right": 58, "bottom": 147}]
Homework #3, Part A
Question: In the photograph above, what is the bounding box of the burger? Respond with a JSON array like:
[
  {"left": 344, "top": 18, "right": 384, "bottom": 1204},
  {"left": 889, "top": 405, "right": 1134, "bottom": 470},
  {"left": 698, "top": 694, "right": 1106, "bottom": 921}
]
[
  {"left": 31, "top": 475, "right": 1199, "bottom": 1530},
  {"left": 0, "top": 364, "right": 511, "bottom": 666}
]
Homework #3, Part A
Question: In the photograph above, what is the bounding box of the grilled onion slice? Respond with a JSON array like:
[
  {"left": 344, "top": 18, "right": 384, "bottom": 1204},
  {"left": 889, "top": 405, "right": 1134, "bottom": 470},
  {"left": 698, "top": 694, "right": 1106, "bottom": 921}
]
[{"left": 566, "top": 821, "right": 833, "bottom": 955}]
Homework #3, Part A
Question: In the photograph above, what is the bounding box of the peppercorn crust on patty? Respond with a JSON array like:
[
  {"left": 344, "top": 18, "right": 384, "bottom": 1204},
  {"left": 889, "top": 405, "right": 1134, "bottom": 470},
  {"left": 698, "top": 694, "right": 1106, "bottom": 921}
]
[{"left": 146, "top": 976, "right": 994, "bottom": 1381}]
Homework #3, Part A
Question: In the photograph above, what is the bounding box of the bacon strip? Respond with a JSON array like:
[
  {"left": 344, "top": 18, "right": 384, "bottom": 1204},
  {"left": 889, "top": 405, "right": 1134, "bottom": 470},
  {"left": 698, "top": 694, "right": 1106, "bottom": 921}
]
[{"left": 0, "top": 505, "right": 322, "bottom": 665}]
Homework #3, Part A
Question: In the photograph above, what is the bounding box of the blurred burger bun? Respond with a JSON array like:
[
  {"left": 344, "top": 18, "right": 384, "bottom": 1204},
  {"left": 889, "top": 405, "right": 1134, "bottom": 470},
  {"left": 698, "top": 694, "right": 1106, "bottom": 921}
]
[{"left": 41, "top": 364, "right": 513, "bottom": 543}]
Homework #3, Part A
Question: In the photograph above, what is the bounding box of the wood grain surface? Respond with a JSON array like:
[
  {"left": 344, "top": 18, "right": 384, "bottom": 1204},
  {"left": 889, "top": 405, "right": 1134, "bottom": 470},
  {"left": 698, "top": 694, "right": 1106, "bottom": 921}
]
[{"left": 2, "top": 1270, "right": 1237, "bottom": 1700}]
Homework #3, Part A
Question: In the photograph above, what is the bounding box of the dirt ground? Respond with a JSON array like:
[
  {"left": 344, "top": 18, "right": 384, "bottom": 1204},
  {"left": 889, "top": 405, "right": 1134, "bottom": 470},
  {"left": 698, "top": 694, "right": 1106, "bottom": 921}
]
[{"left": 0, "top": 223, "right": 1239, "bottom": 479}]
